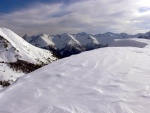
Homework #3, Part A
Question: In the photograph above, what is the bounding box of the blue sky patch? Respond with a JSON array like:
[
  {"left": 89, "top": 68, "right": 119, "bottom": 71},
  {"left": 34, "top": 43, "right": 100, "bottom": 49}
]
[
  {"left": 139, "top": 7, "right": 150, "bottom": 12},
  {"left": 0, "top": 0, "right": 71, "bottom": 13}
]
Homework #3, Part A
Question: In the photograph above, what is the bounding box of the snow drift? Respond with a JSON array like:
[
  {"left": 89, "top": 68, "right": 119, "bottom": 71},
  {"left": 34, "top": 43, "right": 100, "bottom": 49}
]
[{"left": 0, "top": 38, "right": 150, "bottom": 113}]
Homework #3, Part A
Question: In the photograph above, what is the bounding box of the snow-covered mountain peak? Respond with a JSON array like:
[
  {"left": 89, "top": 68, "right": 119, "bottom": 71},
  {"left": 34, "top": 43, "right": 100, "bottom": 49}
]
[
  {"left": 137, "top": 31, "right": 150, "bottom": 39},
  {"left": 143, "top": 31, "right": 150, "bottom": 36},
  {"left": 0, "top": 28, "right": 57, "bottom": 64},
  {"left": 77, "top": 32, "right": 88, "bottom": 36},
  {"left": 22, "top": 34, "right": 29, "bottom": 40},
  {"left": 0, "top": 28, "right": 57, "bottom": 88},
  {"left": 40, "top": 33, "right": 49, "bottom": 37}
]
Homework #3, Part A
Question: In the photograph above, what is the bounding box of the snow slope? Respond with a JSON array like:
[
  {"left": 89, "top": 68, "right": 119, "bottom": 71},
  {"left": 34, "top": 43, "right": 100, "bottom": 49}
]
[
  {"left": 0, "top": 38, "right": 150, "bottom": 113},
  {"left": 0, "top": 28, "right": 57, "bottom": 88}
]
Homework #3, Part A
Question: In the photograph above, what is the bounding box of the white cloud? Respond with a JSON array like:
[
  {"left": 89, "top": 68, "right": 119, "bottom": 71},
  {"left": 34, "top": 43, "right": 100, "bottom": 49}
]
[{"left": 0, "top": 0, "right": 150, "bottom": 36}]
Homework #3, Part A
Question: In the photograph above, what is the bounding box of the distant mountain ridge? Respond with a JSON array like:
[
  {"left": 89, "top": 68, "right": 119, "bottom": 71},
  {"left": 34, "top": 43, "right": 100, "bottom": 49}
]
[{"left": 23, "top": 31, "right": 148, "bottom": 57}]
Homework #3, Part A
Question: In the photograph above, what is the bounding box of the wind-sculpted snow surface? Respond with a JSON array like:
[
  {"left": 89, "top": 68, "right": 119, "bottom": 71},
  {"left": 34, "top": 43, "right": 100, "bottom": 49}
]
[{"left": 0, "top": 38, "right": 150, "bottom": 113}]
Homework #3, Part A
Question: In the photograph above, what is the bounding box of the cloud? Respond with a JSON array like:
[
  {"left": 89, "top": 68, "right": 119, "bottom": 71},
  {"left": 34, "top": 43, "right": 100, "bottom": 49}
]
[{"left": 0, "top": 0, "right": 150, "bottom": 36}]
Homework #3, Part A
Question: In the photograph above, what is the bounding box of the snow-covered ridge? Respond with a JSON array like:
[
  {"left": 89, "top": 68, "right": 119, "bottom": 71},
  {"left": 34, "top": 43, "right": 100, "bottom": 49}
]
[
  {"left": 0, "top": 28, "right": 57, "bottom": 89},
  {"left": 0, "top": 38, "right": 150, "bottom": 113},
  {"left": 0, "top": 28, "right": 57, "bottom": 64}
]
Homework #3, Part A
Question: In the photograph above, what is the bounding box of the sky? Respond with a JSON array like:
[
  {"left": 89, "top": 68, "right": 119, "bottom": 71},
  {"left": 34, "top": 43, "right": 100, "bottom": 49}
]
[{"left": 0, "top": 0, "right": 150, "bottom": 36}]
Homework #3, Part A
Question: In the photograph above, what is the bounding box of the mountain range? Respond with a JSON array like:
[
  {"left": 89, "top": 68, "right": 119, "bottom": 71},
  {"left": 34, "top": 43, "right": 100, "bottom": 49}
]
[{"left": 23, "top": 31, "right": 150, "bottom": 57}]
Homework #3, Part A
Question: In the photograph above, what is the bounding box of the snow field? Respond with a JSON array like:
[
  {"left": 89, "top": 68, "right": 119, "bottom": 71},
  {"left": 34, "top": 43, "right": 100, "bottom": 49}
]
[{"left": 0, "top": 38, "right": 150, "bottom": 113}]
